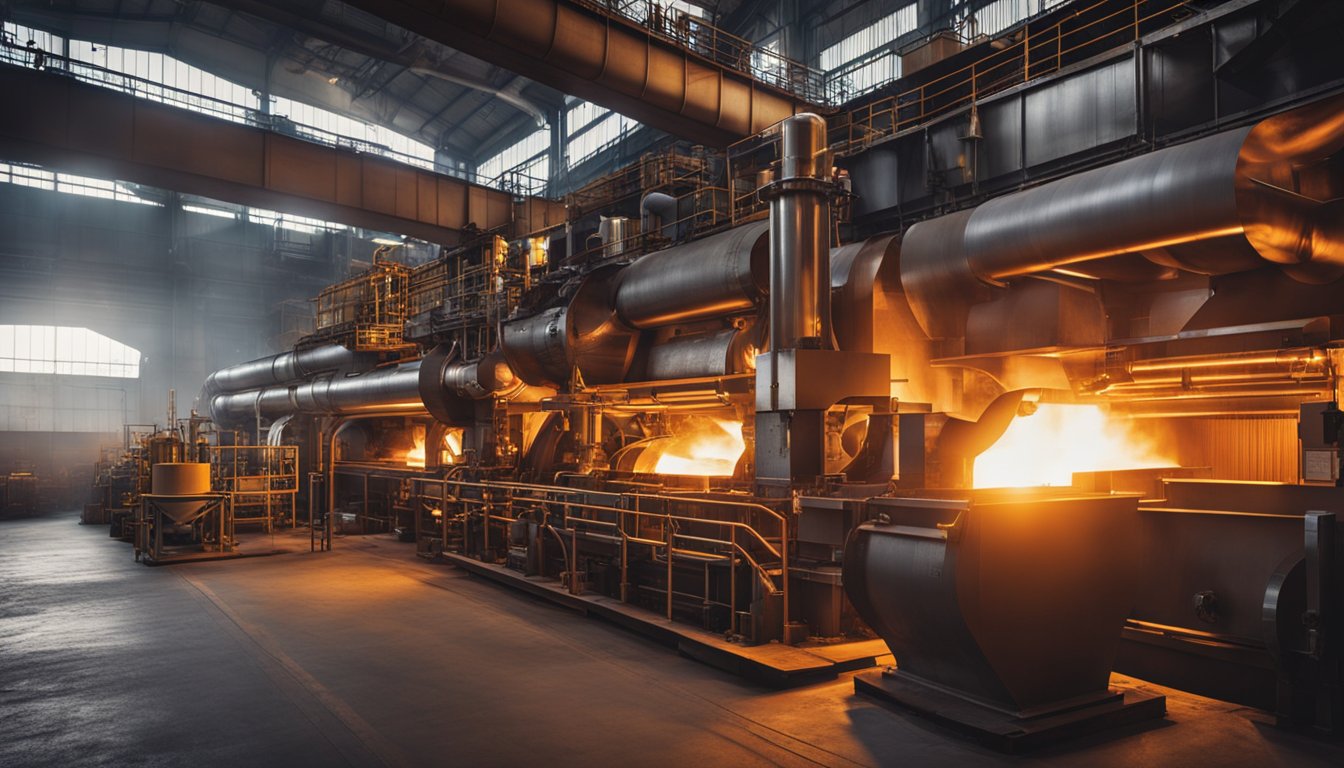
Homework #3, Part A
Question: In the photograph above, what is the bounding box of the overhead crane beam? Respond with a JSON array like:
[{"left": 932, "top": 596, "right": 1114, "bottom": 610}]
[
  {"left": 0, "top": 65, "right": 565, "bottom": 245},
  {"left": 339, "top": 0, "right": 819, "bottom": 146}
]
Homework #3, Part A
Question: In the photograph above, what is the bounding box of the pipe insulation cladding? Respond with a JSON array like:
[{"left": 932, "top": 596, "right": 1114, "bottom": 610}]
[
  {"left": 613, "top": 220, "right": 770, "bottom": 328},
  {"left": 900, "top": 93, "right": 1344, "bottom": 339},
  {"left": 208, "top": 361, "right": 423, "bottom": 424}
]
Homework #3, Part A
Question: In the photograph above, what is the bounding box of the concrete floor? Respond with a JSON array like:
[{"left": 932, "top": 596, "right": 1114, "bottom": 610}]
[{"left": 2, "top": 514, "right": 1342, "bottom": 768}]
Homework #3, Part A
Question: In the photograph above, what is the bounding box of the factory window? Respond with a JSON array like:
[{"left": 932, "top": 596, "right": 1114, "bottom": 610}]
[
  {"left": 2, "top": 23, "right": 434, "bottom": 174},
  {"left": 477, "top": 129, "right": 550, "bottom": 193},
  {"left": 271, "top": 97, "right": 436, "bottom": 171},
  {"left": 565, "top": 100, "right": 639, "bottom": 169},
  {"left": 819, "top": 4, "right": 918, "bottom": 98},
  {"left": 0, "top": 161, "right": 162, "bottom": 206},
  {"left": 961, "top": 0, "right": 1073, "bottom": 38},
  {"left": 1, "top": 21, "right": 62, "bottom": 64},
  {"left": 66, "top": 39, "right": 260, "bottom": 124},
  {"left": 246, "top": 207, "right": 348, "bottom": 235},
  {"left": 0, "top": 326, "right": 141, "bottom": 379}
]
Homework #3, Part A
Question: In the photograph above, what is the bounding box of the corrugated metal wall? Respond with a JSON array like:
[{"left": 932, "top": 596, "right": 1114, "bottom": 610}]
[{"left": 1161, "top": 416, "right": 1299, "bottom": 483}]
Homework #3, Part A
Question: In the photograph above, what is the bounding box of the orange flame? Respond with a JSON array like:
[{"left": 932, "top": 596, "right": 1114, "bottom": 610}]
[
  {"left": 405, "top": 433, "right": 426, "bottom": 468},
  {"left": 973, "top": 404, "right": 1173, "bottom": 488},
  {"left": 648, "top": 418, "right": 746, "bottom": 477}
]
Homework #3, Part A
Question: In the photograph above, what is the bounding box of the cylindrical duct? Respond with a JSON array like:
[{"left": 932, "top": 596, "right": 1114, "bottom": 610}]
[
  {"left": 763, "top": 113, "right": 833, "bottom": 350},
  {"left": 202, "top": 343, "right": 364, "bottom": 397},
  {"left": 209, "top": 361, "right": 423, "bottom": 424},
  {"left": 900, "top": 93, "right": 1344, "bottom": 339},
  {"left": 644, "top": 326, "right": 760, "bottom": 381},
  {"left": 614, "top": 220, "right": 769, "bottom": 328},
  {"left": 640, "top": 192, "right": 678, "bottom": 240}
]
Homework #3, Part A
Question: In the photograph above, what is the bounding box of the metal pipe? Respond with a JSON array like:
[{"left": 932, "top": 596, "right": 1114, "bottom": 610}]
[
  {"left": 203, "top": 343, "right": 365, "bottom": 398},
  {"left": 900, "top": 93, "right": 1344, "bottom": 339},
  {"left": 762, "top": 113, "right": 833, "bottom": 350},
  {"left": 640, "top": 192, "right": 678, "bottom": 240},
  {"left": 209, "top": 361, "right": 423, "bottom": 424},
  {"left": 614, "top": 220, "right": 769, "bottom": 328}
]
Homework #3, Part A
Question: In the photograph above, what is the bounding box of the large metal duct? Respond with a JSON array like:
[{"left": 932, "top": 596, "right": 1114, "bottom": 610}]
[
  {"left": 614, "top": 220, "right": 769, "bottom": 328},
  {"left": 901, "top": 94, "right": 1344, "bottom": 339},
  {"left": 209, "top": 361, "right": 423, "bottom": 424},
  {"left": 501, "top": 267, "right": 638, "bottom": 388},
  {"left": 202, "top": 344, "right": 365, "bottom": 398},
  {"left": 643, "top": 325, "right": 760, "bottom": 381},
  {"left": 339, "top": 0, "right": 808, "bottom": 146}
]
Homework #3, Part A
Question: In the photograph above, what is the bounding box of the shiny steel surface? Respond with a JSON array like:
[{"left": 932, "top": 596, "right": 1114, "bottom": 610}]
[
  {"left": 500, "top": 307, "right": 569, "bottom": 388},
  {"left": 502, "top": 269, "right": 638, "bottom": 388},
  {"left": 643, "top": 326, "right": 758, "bottom": 381},
  {"left": 766, "top": 114, "right": 832, "bottom": 350},
  {"left": 203, "top": 343, "right": 362, "bottom": 397},
  {"left": 900, "top": 94, "right": 1344, "bottom": 338},
  {"left": 614, "top": 220, "right": 769, "bottom": 328},
  {"left": 844, "top": 489, "right": 1141, "bottom": 713},
  {"left": 209, "top": 361, "right": 423, "bottom": 423},
  {"left": 598, "top": 216, "right": 632, "bottom": 258}
]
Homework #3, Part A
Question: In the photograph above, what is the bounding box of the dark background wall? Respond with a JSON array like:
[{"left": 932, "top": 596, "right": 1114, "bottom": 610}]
[{"left": 0, "top": 180, "right": 386, "bottom": 492}]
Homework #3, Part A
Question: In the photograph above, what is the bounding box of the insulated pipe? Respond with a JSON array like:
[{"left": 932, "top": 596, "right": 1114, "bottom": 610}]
[
  {"left": 202, "top": 344, "right": 365, "bottom": 398},
  {"left": 209, "top": 361, "right": 422, "bottom": 424},
  {"left": 761, "top": 113, "right": 833, "bottom": 350},
  {"left": 643, "top": 326, "right": 759, "bottom": 381},
  {"left": 614, "top": 220, "right": 769, "bottom": 328},
  {"left": 901, "top": 94, "right": 1344, "bottom": 339}
]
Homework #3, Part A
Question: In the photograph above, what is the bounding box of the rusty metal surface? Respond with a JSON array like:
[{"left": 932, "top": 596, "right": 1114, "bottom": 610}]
[
  {"left": 340, "top": 0, "right": 809, "bottom": 146},
  {"left": 0, "top": 65, "right": 529, "bottom": 245}
]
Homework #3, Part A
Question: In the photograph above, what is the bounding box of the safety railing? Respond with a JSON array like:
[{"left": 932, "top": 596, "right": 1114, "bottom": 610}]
[
  {"left": 410, "top": 476, "right": 790, "bottom": 638},
  {"left": 209, "top": 444, "right": 298, "bottom": 532},
  {"left": 572, "top": 0, "right": 838, "bottom": 105},
  {"left": 573, "top": 184, "right": 732, "bottom": 263},
  {"left": 0, "top": 38, "right": 548, "bottom": 197},
  {"left": 835, "top": 0, "right": 1196, "bottom": 150}
]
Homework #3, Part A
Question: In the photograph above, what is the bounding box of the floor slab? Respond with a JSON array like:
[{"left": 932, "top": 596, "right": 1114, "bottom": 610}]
[{"left": 3, "top": 512, "right": 1343, "bottom": 767}]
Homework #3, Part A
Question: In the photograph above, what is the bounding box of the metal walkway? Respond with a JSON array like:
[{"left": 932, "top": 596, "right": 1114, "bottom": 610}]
[
  {"left": 342, "top": 0, "right": 828, "bottom": 146},
  {"left": 0, "top": 63, "right": 565, "bottom": 245}
]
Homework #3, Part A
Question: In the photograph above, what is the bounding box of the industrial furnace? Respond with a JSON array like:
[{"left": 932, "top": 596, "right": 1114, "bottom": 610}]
[{"left": 195, "top": 92, "right": 1344, "bottom": 742}]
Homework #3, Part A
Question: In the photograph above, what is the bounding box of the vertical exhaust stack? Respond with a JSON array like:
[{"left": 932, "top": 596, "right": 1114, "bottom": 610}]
[
  {"left": 754, "top": 114, "right": 892, "bottom": 493},
  {"left": 764, "top": 113, "right": 834, "bottom": 351}
]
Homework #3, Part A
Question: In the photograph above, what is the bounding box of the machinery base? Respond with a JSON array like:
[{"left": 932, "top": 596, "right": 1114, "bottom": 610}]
[
  {"left": 441, "top": 551, "right": 890, "bottom": 687},
  {"left": 854, "top": 668, "right": 1166, "bottom": 753}
]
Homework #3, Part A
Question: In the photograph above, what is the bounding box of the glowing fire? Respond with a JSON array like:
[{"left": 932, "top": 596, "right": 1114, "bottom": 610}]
[
  {"left": 973, "top": 404, "right": 1172, "bottom": 488},
  {"left": 406, "top": 430, "right": 464, "bottom": 468},
  {"left": 405, "top": 434, "right": 426, "bottom": 468},
  {"left": 651, "top": 418, "right": 746, "bottom": 477}
]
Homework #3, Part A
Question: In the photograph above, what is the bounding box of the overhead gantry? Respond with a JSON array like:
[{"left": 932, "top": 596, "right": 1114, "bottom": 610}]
[
  {"left": 340, "top": 0, "right": 824, "bottom": 146},
  {"left": 0, "top": 65, "right": 566, "bottom": 245}
]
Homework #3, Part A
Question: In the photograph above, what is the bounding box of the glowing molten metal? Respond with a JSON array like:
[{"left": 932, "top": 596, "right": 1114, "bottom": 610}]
[
  {"left": 652, "top": 418, "right": 746, "bottom": 477},
  {"left": 973, "top": 404, "right": 1172, "bottom": 488}
]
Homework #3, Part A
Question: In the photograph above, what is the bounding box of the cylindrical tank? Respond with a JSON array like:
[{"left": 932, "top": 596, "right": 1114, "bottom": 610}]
[
  {"left": 599, "top": 216, "right": 632, "bottom": 258},
  {"left": 614, "top": 220, "right": 769, "bottom": 328},
  {"left": 843, "top": 488, "right": 1141, "bottom": 714},
  {"left": 150, "top": 462, "right": 214, "bottom": 524}
]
